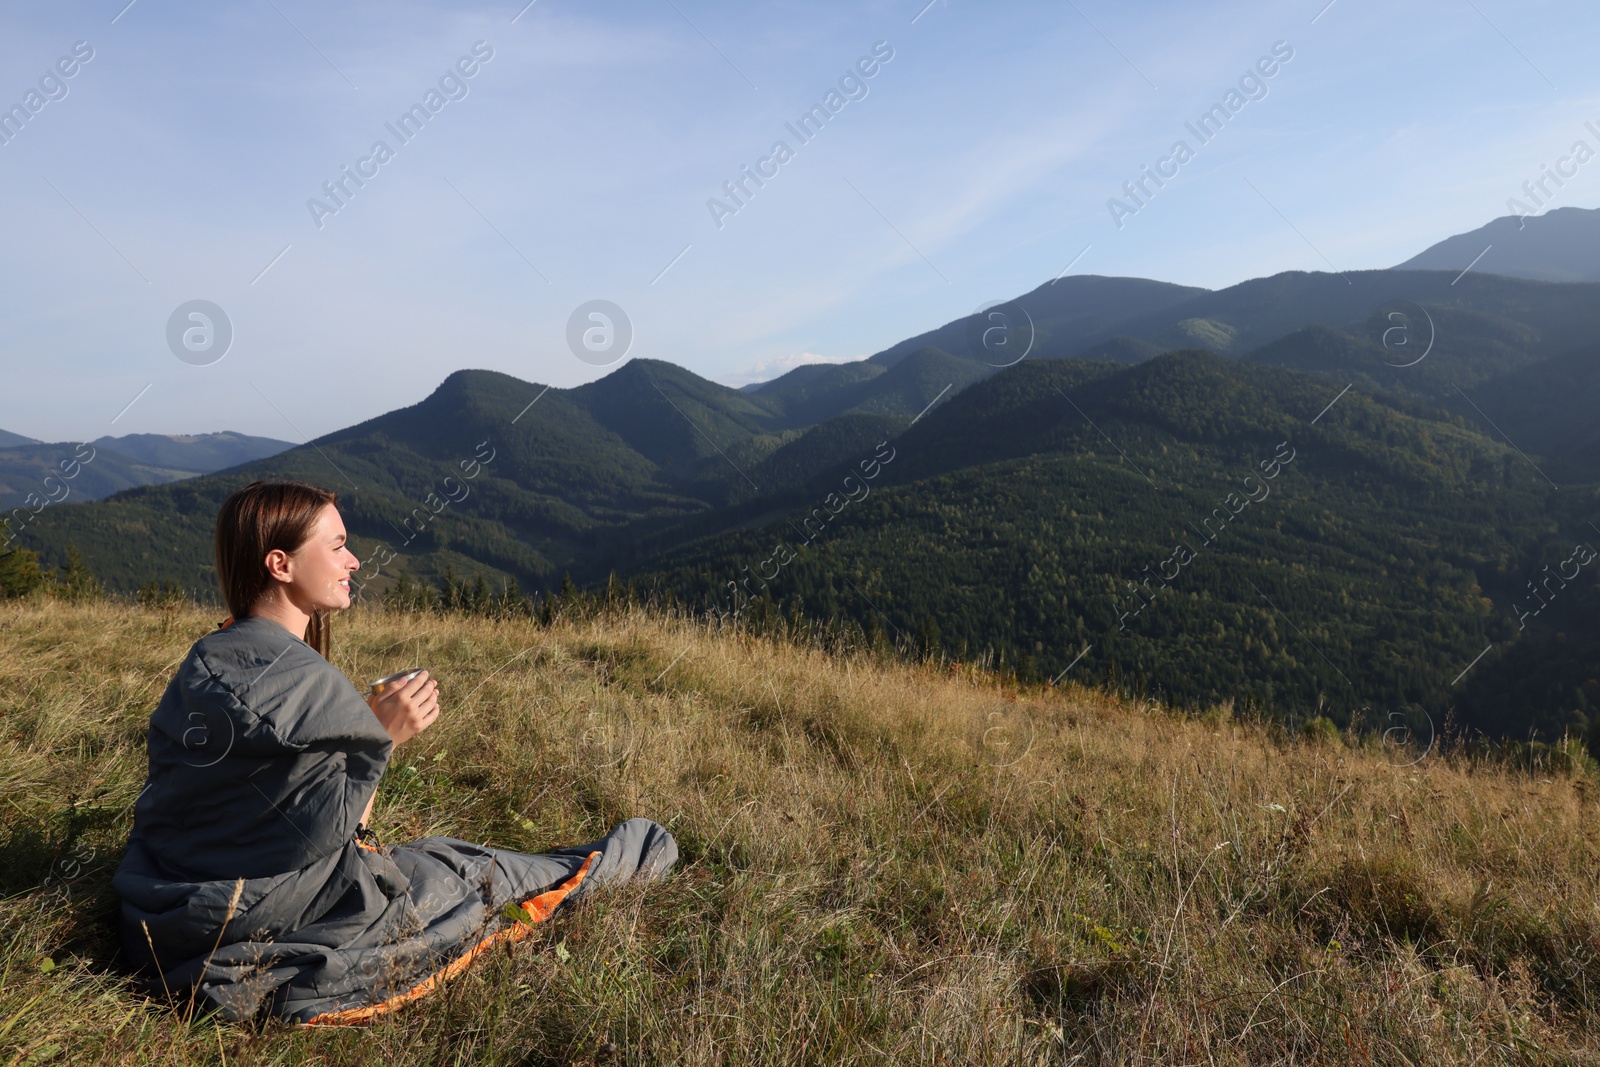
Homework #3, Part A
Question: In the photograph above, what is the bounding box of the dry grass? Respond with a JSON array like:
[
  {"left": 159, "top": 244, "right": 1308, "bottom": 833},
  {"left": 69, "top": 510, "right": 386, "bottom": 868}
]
[{"left": 2, "top": 598, "right": 1599, "bottom": 1065}]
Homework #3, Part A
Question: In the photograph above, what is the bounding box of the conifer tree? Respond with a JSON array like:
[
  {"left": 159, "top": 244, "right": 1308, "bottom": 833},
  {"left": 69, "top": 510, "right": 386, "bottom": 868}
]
[
  {"left": 0, "top": 545, "right": 47, "bottom": 599},
  {"left": 56, "top": 545, "right": 102, "bottom": 602}
]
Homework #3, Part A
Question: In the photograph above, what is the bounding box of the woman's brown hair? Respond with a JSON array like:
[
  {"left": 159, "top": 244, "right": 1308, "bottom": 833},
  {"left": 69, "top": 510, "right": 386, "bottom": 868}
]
[{"left": 215, "top": 480, "right": 339, "bottom": 658}]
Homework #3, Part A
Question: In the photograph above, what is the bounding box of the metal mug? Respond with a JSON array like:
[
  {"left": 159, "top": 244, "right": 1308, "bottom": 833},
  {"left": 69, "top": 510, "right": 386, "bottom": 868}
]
[{"left": 368, "top": 668, "right": 424, "bottom": 698}]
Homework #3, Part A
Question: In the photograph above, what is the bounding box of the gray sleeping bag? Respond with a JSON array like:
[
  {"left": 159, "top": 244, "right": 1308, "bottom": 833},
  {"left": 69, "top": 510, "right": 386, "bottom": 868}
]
[{"left": 113, "top": 615, "right": 677, "bottom": 1024}]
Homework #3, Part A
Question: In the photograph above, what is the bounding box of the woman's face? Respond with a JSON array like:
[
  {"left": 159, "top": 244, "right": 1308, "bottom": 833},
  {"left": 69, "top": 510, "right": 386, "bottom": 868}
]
[{"left": 278, "top": 503, "right": 360, "bottom": 612}]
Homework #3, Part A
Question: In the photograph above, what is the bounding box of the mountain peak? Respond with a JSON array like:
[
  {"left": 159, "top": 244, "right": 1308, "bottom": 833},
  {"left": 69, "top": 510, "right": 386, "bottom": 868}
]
[
  {"left": 1393, "top": 204, "right": 1600, "bottom": 282},
  {"left": 433, "top": 368, "right": 539, "bottom": 395}
]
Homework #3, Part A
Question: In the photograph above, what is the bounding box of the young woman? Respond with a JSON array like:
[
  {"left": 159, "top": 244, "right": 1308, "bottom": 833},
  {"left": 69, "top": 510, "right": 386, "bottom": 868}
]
[{"left": 113, "top": 480, "right": 677, "bottom": 1024}]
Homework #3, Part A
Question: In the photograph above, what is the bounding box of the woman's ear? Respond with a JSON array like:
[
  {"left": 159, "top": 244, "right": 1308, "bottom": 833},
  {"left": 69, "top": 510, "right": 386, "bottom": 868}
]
[{"left": 263, "top": 547, "right": 294, "bottom": 584}]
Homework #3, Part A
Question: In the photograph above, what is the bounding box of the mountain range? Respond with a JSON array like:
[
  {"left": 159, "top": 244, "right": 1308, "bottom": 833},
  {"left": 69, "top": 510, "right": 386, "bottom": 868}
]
[
  {"left": 11, "top": 210, "right": 1600, "bottom": 742},
  {"left": 0, "top": 432, "right": 291, "bottom": 508}
]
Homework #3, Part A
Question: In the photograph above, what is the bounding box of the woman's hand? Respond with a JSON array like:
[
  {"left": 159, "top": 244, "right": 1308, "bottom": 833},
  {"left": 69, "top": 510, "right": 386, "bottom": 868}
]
[{"left": 367, "top": 670, "right": 439, "bottom": 746}]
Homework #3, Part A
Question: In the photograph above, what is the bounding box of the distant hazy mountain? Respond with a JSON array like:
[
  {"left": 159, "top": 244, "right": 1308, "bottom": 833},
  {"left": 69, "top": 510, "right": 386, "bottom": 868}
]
[
  {"left": 91, "top": 432, "right": 291, "bottom": 474},
  {"left": 1077, "top": 268, "right": 1600, "bottom": 367},
  {"left": 749, "top": 347, "right": 988, "bottom": 429},
  {"left": 1393, "top": 206, "right": 1600, "bottom": 283},
  {"left": 0, "top": 431, "right": 293, "bottom": 509},
  {"left": 855, "top": 268, "right": 1600, "bottom": 388},
  {"left": 0, "top": 442, "right": 194, "bottom": 508},
  {"left": 863, "top": 275, "right": 1209, "bottom": 368},
  {"left": 745, "top": 359, "right": 884, "bottom": 397}
]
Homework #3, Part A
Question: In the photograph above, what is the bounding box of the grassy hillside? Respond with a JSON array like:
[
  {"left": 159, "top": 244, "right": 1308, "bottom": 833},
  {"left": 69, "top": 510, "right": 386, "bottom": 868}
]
[{"left": 3, "top": 599, "right": 1599, "bottom": 1064}]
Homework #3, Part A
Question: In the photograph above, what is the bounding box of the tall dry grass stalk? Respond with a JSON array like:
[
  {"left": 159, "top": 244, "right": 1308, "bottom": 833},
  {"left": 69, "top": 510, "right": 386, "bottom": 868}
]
[{"left": 1, "top": 598, "right": 1597, "bottom": 1064}]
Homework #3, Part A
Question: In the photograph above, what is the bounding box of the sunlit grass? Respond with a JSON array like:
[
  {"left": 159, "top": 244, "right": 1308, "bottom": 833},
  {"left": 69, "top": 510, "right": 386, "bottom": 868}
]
[{"left": 2, "top": 597, "right": 1597, "bottom": 1065}]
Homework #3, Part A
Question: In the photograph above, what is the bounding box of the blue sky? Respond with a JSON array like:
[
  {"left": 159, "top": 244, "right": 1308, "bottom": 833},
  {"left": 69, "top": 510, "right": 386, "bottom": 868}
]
[{"left": 1, "top": 0, "right": 1596, "bottom": 442}]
